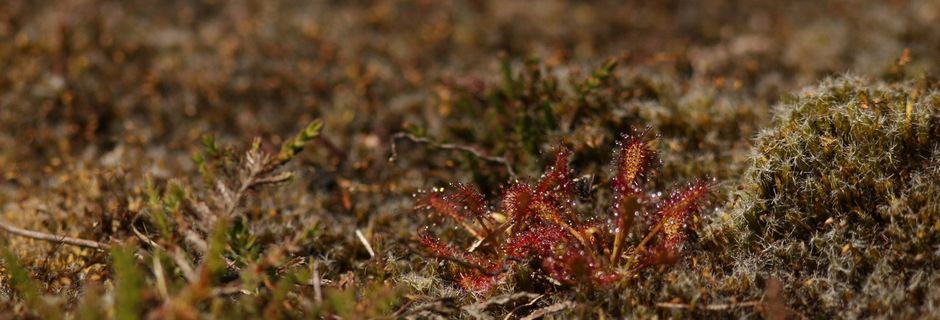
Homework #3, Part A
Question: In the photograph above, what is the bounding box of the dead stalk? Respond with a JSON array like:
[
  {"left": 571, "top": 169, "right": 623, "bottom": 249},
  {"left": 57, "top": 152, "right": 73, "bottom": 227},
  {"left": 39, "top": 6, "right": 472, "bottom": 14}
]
[
  {"left": 389, "top": 132, "right": 518, "bottom": 178},
  {"left": 0, "top": 220, "right": 110, "bottom": 250}
]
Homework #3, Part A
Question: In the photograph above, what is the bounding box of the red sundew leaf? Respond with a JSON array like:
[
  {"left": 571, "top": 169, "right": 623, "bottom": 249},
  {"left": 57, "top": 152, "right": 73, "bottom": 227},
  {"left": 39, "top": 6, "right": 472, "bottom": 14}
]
[
  {"left": 638, "top": 245, "right": 680, "bottom": 269},
  {"left": 541, "top": 256, "right": 573, "bottom": 283},
  {"left": 638, "top": 181, "right": 710, "bottom": 269},
  {"left": 458, "top": 272, "right": 499, "bottom": 293},
  {"left": 418, "top": 232, "right": 502, "bottom": 274},
  {"left": 418, "top": 191, "right": 467, "bottom": 222},
  {"left": 592, "top": 270, "right": 622, "bottom": 285},
  {"left": 501, "top": 183, "right": 535, "bottom": 221},
  {"left": 540, "top": 248, "right": 617, "bottom": 285},
  {"left": 535, "top": 149, "right": 581, "bottom": 223},
  {"left": 529, "top": 197, "right": 569, "bottom": 224},
  {"left": 611, "top": 128, "right": 655, "bottom": 197},
  {"left": 560, "top": 253, "right": 594, "bottom": 283},
  {"left": 536, "top": 148, "right": 574, "bottom": 197},
  {"left": 418, "top": 232, "right": 460, "bottom": 259},
  {"left": 450, "top": 183, "right": 488, "bottom": 219},
  {"left": 657, "top": 181, "right": 709, "bottom": 251},
  {"left": 539, "top": 248, "right": 590, "bottom": 284},
  {"left": 504, "top": 223, "right": 569, "bottom": 259}
]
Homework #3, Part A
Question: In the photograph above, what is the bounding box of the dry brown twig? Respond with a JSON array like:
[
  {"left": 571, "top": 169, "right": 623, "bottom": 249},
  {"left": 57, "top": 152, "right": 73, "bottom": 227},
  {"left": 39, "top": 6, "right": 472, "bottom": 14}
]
[
  {"left": 0, "top": 220, "right": 111, "bottom": 250},
  {"left": 462, "top": 292, "right": 541, "bottom": 319},
  {"left": 502, "top": 294, "right": 545, "bottom": 320},
  {"left": 520, "top": 301, "right": 574, "bottom": 320},
  {"left": 389, "top": 132, "right": 518, "bottom": 178}
]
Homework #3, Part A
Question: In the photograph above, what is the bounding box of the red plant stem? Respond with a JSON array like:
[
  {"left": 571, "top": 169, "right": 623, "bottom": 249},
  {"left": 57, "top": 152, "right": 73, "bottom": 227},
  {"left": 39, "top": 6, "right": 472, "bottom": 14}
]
[
  {"left": 623, "top": 219, "right": 665, "bottom": 270},
  {"left": 458, "top": 220, "right": 484, "bottom": 240},
  {"left": 637, "top": 221, "right": 664, "bottom": 252},
  {"left": 609, "top": 195, "right": 638, "bottom": 265},
  {"left": 476, "top": 221, "right": 514, "bottom": 254},
  {"left": 542, "top": 213, "right": 599, "bottom": 263},
  {"left": 609, "top": 211, "right": 627, "bottom": 265}
]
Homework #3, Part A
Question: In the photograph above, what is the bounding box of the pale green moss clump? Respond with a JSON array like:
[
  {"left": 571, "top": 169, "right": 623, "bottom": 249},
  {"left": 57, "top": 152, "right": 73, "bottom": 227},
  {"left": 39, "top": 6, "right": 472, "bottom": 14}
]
[{"left": 713, "top": 75, "right": 940, "bottom": 317}]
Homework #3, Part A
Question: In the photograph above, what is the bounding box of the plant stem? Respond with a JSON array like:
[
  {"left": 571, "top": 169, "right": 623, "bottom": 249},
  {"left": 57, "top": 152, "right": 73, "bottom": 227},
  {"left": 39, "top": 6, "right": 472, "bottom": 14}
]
[
  {"left": 390, "top": 132, "right": 518, "bottom": 178},
  {"left": 623, "top": 219, "right": 665, "bottom": 271},
  {"left": 0, "top": 220, "right": 110, "bottom": 250}
]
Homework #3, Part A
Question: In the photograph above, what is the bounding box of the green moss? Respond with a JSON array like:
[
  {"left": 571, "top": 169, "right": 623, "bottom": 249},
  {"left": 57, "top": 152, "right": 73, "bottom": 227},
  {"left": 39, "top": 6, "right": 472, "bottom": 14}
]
[{"left": 713, "top": 75, "right": 940, "bottom": 317}]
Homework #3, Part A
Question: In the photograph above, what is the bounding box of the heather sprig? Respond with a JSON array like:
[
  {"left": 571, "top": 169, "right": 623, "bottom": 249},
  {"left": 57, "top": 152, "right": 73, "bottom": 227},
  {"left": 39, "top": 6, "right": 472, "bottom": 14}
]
[{"left": 276, "top": 118, "right": 324, "bottom": 167}]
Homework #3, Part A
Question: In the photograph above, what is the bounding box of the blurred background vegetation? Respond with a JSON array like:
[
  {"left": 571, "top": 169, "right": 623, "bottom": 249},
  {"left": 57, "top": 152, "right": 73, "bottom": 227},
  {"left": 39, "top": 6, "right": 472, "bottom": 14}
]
[{"left": 0, "top": 0, "right": 938, "bottom": 318}]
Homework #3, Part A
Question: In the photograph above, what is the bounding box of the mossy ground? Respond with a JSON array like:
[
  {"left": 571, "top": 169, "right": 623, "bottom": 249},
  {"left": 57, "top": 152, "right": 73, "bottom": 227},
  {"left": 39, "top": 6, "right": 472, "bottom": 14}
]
[{"left": 0, "top": 0, "right": 938, "bottom": 319}]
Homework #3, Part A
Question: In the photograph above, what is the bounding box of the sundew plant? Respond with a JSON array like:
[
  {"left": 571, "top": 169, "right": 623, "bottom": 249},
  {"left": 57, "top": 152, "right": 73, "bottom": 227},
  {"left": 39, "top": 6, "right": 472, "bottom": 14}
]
[{"left": 416, "top": 129, "right": 710, "bottom": 292}]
